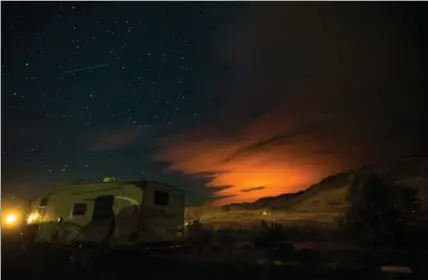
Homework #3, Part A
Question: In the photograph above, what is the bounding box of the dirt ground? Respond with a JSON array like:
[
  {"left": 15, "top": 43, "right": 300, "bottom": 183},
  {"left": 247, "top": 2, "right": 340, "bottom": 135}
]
[{"left": 1, "top": 238, "right": 418, "bottom": 280}]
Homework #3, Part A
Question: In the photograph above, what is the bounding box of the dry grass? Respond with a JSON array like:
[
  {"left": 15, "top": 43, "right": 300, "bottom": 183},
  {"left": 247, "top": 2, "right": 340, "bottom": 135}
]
[{"left": 191, "top": 186, "right": 349, "bottom": 229}]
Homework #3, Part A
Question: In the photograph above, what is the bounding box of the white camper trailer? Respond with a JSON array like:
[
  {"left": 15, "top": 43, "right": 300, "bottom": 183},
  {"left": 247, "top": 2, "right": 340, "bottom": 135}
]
[{"left": 26, "top": 178, "right": 186, "bottom": 249}]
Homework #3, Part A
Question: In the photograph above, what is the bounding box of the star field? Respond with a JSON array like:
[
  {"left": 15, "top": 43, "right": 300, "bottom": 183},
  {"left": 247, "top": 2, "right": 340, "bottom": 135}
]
[
  {"left": 2, "top": 2, "right": 240, "bottom": 203},
  {"left": 3, "top": 2, "right": 427, "bottom": 206}
]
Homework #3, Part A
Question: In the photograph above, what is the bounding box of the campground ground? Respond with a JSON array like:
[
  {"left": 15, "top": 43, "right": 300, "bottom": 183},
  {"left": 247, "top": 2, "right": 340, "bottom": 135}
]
[{"left": 2, "top": 234, "right": 420, "bottom": 280}]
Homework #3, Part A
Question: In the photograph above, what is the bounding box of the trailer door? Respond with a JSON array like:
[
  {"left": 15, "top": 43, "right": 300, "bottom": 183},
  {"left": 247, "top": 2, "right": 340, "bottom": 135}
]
[
  {"left": 92, "top": 195, "right": 115, "bottom": 221},
  {"left": 74, "top": 195, "right": 115, "bottom": 244}
]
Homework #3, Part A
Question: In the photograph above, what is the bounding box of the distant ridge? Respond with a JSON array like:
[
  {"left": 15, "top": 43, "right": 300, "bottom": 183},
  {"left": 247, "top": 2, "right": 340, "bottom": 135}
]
[{"left": 220, "top": 157, "right": 428, "bottom": 212}]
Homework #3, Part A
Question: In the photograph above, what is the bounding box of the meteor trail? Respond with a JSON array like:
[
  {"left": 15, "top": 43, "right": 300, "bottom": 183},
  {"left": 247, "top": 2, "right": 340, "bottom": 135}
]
[{"left": 65, "top": 63, "right": 109, "bottom": 74}]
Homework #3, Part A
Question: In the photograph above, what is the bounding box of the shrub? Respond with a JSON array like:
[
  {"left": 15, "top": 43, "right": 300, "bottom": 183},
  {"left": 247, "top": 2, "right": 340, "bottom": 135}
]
[{"left": 254, "top": 220, "right": 286, "bottom": 248}]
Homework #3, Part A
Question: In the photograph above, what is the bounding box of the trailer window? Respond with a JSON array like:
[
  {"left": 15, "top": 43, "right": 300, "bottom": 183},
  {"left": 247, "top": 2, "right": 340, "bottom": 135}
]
[
  {"left": 154, "top": 191, "right": 169, "bottom": 206},
  {"left": 72, "top": 203, "right": 87, "bottom": 216},
  {"left": 40, "top": 197, "right": 49, "bottom": 207},
  {"left": 92, "top": 195, "right": 115, "bottom": 221}
]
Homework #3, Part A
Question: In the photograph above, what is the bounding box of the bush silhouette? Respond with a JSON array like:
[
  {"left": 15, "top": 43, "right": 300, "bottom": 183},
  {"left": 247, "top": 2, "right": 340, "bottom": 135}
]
[{"left": 254, "top": 220, "right": 286, "bottom": 248}]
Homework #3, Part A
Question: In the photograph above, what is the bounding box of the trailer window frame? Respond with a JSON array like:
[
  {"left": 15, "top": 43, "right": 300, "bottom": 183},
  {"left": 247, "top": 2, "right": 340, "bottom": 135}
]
[
  {"left": 39, "top": 197, "right": 49, "bottom": 207},
  {"left": 154, "top": 191, "right": 169, "bottom": 206},
  {"left": 72, "top": 203, "right": 87, "bottom": 216}
]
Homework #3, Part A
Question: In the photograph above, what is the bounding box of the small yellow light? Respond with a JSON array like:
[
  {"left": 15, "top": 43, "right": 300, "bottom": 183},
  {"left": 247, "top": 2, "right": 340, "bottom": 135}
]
[
  {"left": 5, "top": 213, "right": 18, "bottom": 225},
  {"left": 262, "top": 210, "right": 272, "bottom": 216}
]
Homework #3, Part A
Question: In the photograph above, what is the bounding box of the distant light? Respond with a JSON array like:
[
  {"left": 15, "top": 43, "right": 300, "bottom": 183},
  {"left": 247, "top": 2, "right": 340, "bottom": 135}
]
[{"left": 262, "top": 210, "right": 272, "bottom": 216}]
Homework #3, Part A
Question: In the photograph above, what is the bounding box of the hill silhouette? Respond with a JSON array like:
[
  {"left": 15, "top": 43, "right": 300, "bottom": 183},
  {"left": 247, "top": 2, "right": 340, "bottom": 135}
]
[
  {"left": 225, "top": 156, "right": 428, "bottom": 212},
  {"left": 191, "top": 157, "right": 428, "bottom": 227}
]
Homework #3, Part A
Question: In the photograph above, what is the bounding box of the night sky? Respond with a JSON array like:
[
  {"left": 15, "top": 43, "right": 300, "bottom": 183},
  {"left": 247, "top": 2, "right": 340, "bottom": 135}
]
[{"left": 2, "top": 2, "right": 428, "bottom": 206}]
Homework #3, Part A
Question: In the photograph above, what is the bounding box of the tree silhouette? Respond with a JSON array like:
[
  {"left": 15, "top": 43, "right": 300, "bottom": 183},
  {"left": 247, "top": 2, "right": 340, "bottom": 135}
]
[{"left": 342, "top": 168, "right": 421, "bottom": 247}]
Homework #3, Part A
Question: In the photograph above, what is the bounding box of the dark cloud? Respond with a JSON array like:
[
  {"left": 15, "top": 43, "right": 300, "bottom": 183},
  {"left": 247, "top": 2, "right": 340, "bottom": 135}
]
[
  {"left": 4, "top": 109, "right": 62, "bottom": 145},
  {"left": 241, "top": 186, "right": 265, "bottom": 193},
  {"left": 154, "top": 3, "right": 427, "bottom": 206},
  {"left": 84, "top": 127, "right": 145, "bottom": 151}
]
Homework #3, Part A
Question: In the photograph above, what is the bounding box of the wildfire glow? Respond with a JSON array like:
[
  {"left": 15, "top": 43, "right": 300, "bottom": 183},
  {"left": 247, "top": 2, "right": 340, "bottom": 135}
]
[
  {"left": 154, "top": 5, "right": 420, "bottom": 206},
  {"left": 153, "top": 117, "right": 360, "bottom": 206}
]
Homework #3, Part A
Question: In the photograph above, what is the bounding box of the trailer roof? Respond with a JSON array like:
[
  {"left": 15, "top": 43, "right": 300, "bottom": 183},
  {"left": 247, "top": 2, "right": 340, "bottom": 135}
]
[
  {"left": 122, "top": 180, "right": 185, "bottom": 194},
  {"left": 42, "top": 180, "right": 185, "bottom": 197}
]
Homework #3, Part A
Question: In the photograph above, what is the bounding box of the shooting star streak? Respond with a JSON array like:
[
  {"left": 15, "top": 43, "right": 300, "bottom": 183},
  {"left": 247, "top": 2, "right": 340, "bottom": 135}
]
[{"left": 65, "top": 63, "right": 109, "bottom": 74}]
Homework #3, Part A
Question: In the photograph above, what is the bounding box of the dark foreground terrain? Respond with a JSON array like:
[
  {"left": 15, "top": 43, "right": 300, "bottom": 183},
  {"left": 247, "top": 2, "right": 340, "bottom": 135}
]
[{"left": 2, "top": 238, "right": 420, "bottom": 280}]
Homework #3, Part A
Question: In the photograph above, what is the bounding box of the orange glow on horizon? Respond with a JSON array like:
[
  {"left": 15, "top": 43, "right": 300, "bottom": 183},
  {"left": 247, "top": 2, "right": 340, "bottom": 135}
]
[
  {"left": 153, "top": 117, "right": 363, "bottom": 206},
  {"left": 206, "top": 163, "right": 325, "bottom": 206},
  {"left": 152, "top": 6, "right": 415, "bottom": 206}
]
